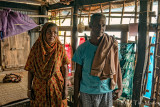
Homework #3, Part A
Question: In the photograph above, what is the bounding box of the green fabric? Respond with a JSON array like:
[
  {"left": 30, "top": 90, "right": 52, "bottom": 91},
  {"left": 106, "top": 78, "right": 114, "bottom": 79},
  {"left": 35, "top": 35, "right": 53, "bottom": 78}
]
[{"left": 118, "top": 43, "right": 136, "bottom": 99}]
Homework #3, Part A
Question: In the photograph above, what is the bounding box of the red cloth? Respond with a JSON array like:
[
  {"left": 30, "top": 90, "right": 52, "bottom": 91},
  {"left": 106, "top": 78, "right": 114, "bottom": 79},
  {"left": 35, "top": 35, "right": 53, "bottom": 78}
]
[
  {"left": 65, "top": 44, "right": 72, "bottom": 76},
  {"left": 79, "top": 37, "right": 85, "bottom": 45}
]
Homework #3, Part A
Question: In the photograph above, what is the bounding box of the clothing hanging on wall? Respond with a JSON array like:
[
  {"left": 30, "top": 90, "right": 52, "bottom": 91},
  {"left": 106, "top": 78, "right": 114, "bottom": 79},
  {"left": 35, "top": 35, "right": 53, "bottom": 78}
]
[{"left": 0, "top": 8, "right": 38, "bottom": 39}]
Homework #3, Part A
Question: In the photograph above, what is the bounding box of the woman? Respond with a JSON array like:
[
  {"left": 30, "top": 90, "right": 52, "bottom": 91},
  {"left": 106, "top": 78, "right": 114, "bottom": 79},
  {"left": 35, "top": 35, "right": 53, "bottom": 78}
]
[{"left": 25, "top": 22, "right": 69, "bottom": 107}]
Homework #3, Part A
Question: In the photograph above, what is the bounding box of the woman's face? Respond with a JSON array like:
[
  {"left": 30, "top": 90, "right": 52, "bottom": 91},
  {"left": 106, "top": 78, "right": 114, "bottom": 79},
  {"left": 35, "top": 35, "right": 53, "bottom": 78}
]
[{"left": 45, "top": 26, "right": 58, "bottom": 44}]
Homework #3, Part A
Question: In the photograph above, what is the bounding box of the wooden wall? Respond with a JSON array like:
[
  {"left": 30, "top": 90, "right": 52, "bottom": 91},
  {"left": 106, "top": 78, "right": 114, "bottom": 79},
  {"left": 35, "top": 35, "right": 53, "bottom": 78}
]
[
  {"left": 0, "top": 9, "right": 39, "bottom": 71},
  {"left": 1, "top": 32, "right": 30, "bottom": 69}
]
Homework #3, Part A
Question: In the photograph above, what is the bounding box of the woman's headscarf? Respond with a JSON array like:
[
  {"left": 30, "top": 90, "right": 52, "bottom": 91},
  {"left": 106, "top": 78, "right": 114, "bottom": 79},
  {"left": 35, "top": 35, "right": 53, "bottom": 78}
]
[{"left": 25, "top": 22, "right": 69, "bottom": 80}]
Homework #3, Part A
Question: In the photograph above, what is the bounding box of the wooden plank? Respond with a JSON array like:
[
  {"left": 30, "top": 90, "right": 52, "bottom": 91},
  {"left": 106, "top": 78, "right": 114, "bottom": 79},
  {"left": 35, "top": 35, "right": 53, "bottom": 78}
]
[
  {"left": 28, "top": 15, "right": 49, "bottom": 17},
  {"left": 143, "top": 37, "right": 152, "bottom": 95},
  {"left": 16, "top": 32, "right": 30, "bottom": 67},
  {"left": 52, "top": 15, "right": 150, "bottom": 19},
  {"left": 134, "top": 36, "right": 138, "bottom": 70},
  {"left": 132, "top": 0, "right": 150, "bottom": 106},
  {"left": 64, "top": 31, "right": 66, "bottom": 45},
  {"left": 100, "top": 3, "right": 103, "bottom": 13},
  {"left": 0, "top": 1, "right": 39, "bottom": 10},
  {"left": 48, "top": 1, "right": 74, "bottom": 10},
  {"left": 50, "top": 11, "right": 155, "bottom": 15},
  {"left": 0, "top": 0, "right": 43, "bottom": 5},
  {"left": 39, "top": 5, "right": 48, "bottom": 24},
  {"left": 149, "top": 0, "right": 153, "bottom": 23},
  {"left": 143, "top": 97, "right": 150, "bottom": 106},
  {"left": 151, "top": 0, "right": 160, "bottom": 106},
  {"left": 155, "top": 72, "right": 160, "bottom": 106},
  {"left": 62, "top": 11, "right": 70, "bottom": 23},
  {"left": 55, "top": 11, "right": 57, "bottom": 23},
  {"left": 108, "top": 2, "right": 111, "bottom": 25},
  {"left": 58, "top": 24, "right": 156, "bottom": 32},
  {"left": 71, "top": 8, "right": 73, "bottom": 26},
  {"left": 1, "top": 32, "right": 30, "bottom": 69},
  {"left": 134, "top": 0, "right": 138, "bottom": 23},
  {"left": 120, "top": 1, "right": 125, "bottom": 24},
  {"left": 58, "top": 25, "right": 128, "bottom": 31},
  {"left": 88, "top": 6, "right": 91, "bottom": 24},
  {"left": 77, "top": 0, "right": 133, "bottom": 6},
  {"left": 121, "top": 31, "right": 128, "bottom": 43},
  {"left": 59, "top": 10, "right": 61, "bottom": 26}
]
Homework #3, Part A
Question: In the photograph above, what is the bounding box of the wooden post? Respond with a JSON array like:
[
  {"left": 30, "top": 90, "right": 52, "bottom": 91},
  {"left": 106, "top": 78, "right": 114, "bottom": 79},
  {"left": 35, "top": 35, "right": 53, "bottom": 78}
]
[
  {"left": 55, "top": 11, "right": 57, "bottom": 24},
  {"left": 143, "top": 37, "right": 152, "bottom": 95},
  {"left": 88, "top": 6, "right": 91, "bottom": 24},
  {"left": 108, "top": 2, "right": 111, "bottom": 25},
  {"left": 71, "top": 8, "right": 73, "bottom": 26},
  {"left": 149, "top": 0, "right": 153, "bottom": 23},
  {"left": 30, "top": 5, "right": 47, "bottom": 47},
  {"left": 120, "top": 1, "right": 125, "bottom": 24},
  {"left": 72, "top": 0, "right": 79, "bottom": 54},
  {"left": 132, "top": 0, "right": 150, "bottom": 106},
  {"left": 121, "top": 31, "right": 128, "bottom": 43},
  {"left": 100, "top": 3, "right": 103, "bottom": 13},
  {"left": 39, "top": 5, "right": 48, "bottom": 24},
  {"left": 151, "top": 0, "right": 160, "bottom": 106},
  {"left": 59, "top": 10, "right": 61, "bottom": 26},
  {"left": 64, "top": 31, "right": 66, "bottom": 45},
  {"left": 134, "top": 0, "right": 138, "bottom": 23},
  {"left": 62, "top": 11, "right": 70, "bottom": 23}
]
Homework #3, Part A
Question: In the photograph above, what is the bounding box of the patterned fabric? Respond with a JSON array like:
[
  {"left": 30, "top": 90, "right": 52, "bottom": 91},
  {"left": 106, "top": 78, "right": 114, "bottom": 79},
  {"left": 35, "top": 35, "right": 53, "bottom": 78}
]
[
  {"left": 118, "top": 43, "right": 135, "bottom": 99},
  {"left": 25, "top": 22, "right": 69, "bottom": 107},
  {"left": 80, "top": 92, "right": 113, "bottom": 107}
]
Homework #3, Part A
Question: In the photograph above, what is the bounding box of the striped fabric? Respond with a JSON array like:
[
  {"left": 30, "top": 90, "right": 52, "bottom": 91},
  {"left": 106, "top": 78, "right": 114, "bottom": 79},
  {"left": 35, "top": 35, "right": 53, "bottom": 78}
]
[{"left": 80, "top": 92, "right": 113, "bottom": 107}]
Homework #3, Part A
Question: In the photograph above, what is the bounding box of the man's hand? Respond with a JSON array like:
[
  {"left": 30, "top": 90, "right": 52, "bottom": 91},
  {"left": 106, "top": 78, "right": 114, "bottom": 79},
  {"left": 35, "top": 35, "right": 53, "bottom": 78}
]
[
  {"left": 113, "top": 89, "right": 123, "bottom": 100},
  {"left": 74, "top": 63, "right": 82, "bottom": 107}
]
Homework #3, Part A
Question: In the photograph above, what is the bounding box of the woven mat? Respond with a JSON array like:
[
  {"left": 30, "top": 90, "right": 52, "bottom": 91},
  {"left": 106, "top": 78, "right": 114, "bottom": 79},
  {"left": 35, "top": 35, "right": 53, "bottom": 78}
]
[{"left": 0, "top": 70, "right": 28, "bottom": 106}]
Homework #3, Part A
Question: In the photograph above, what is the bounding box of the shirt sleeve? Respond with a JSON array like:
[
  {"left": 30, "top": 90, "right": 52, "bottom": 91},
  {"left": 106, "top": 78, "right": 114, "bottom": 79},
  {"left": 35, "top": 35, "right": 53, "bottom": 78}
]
[{"left": 72, "top": 46, "right": 83, "bottom": 65}]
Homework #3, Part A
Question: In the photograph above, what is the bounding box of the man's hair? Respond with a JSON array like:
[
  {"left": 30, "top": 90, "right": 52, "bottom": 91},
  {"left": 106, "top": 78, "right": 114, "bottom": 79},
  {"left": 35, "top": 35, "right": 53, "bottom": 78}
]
[{"left": 90, "top": 13, "right": 106, "bottom": 24}]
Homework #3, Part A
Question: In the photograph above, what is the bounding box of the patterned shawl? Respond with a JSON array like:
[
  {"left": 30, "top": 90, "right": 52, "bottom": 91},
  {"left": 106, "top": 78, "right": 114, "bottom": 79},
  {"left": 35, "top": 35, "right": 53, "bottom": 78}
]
[{"left": 25, "top": 22, "right": 69, "bottom": 81}]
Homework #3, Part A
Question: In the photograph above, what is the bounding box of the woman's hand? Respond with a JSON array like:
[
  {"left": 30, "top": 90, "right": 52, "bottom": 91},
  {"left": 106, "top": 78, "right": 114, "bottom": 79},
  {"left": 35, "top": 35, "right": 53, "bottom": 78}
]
[
  {"left": 62, "top": 88, "right": 68, "bottom": 100},
  {"left": 27, "top": 90, "right": 32, "bottom": 100},
  {"left": 113, "top": 89, "right": 123, "bottom": 100},
  {"left": 27, "top": 89, "right": 35, "bottom": 100}
]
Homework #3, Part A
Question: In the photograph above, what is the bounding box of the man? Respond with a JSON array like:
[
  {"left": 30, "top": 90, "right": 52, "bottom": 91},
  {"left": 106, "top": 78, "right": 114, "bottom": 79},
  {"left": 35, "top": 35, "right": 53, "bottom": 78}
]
[{"left": 72, "top": 13, "right": 122, "bottom": 107}]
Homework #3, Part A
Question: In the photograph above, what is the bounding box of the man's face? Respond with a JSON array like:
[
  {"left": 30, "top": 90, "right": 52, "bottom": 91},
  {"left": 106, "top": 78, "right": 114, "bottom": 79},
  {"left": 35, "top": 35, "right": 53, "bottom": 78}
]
[{"left": 90, "top": 17, "right": 106, "bottom": 38}]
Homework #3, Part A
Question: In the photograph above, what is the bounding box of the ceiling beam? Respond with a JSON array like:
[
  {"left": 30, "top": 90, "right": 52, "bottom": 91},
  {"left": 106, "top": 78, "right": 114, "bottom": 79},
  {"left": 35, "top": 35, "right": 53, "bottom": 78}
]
[
  {"left": 0, "top": 0, "right": 43, "bottom": 5},
  {"left": 0, "top": 1, "right": 40, "bottom": 10},
  {"left": 77, "top": 0, "right": 122, "bottom": 6},
  {"left": 48, "top": 1, "right": 74, "bottom": 10}
]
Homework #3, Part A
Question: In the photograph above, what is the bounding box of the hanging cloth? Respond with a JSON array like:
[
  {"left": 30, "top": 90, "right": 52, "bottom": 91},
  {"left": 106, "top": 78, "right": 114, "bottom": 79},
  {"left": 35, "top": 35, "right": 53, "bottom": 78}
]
[{"left": 0, "top": 8, "right": 38, "bottom": 39}]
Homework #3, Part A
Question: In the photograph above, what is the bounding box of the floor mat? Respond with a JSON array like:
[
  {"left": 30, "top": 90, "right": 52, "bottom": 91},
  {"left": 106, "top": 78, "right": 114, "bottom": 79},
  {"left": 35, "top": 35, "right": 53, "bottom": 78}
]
[{"left": 0, "top": 70, "right": 28, "bottom": 106}]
